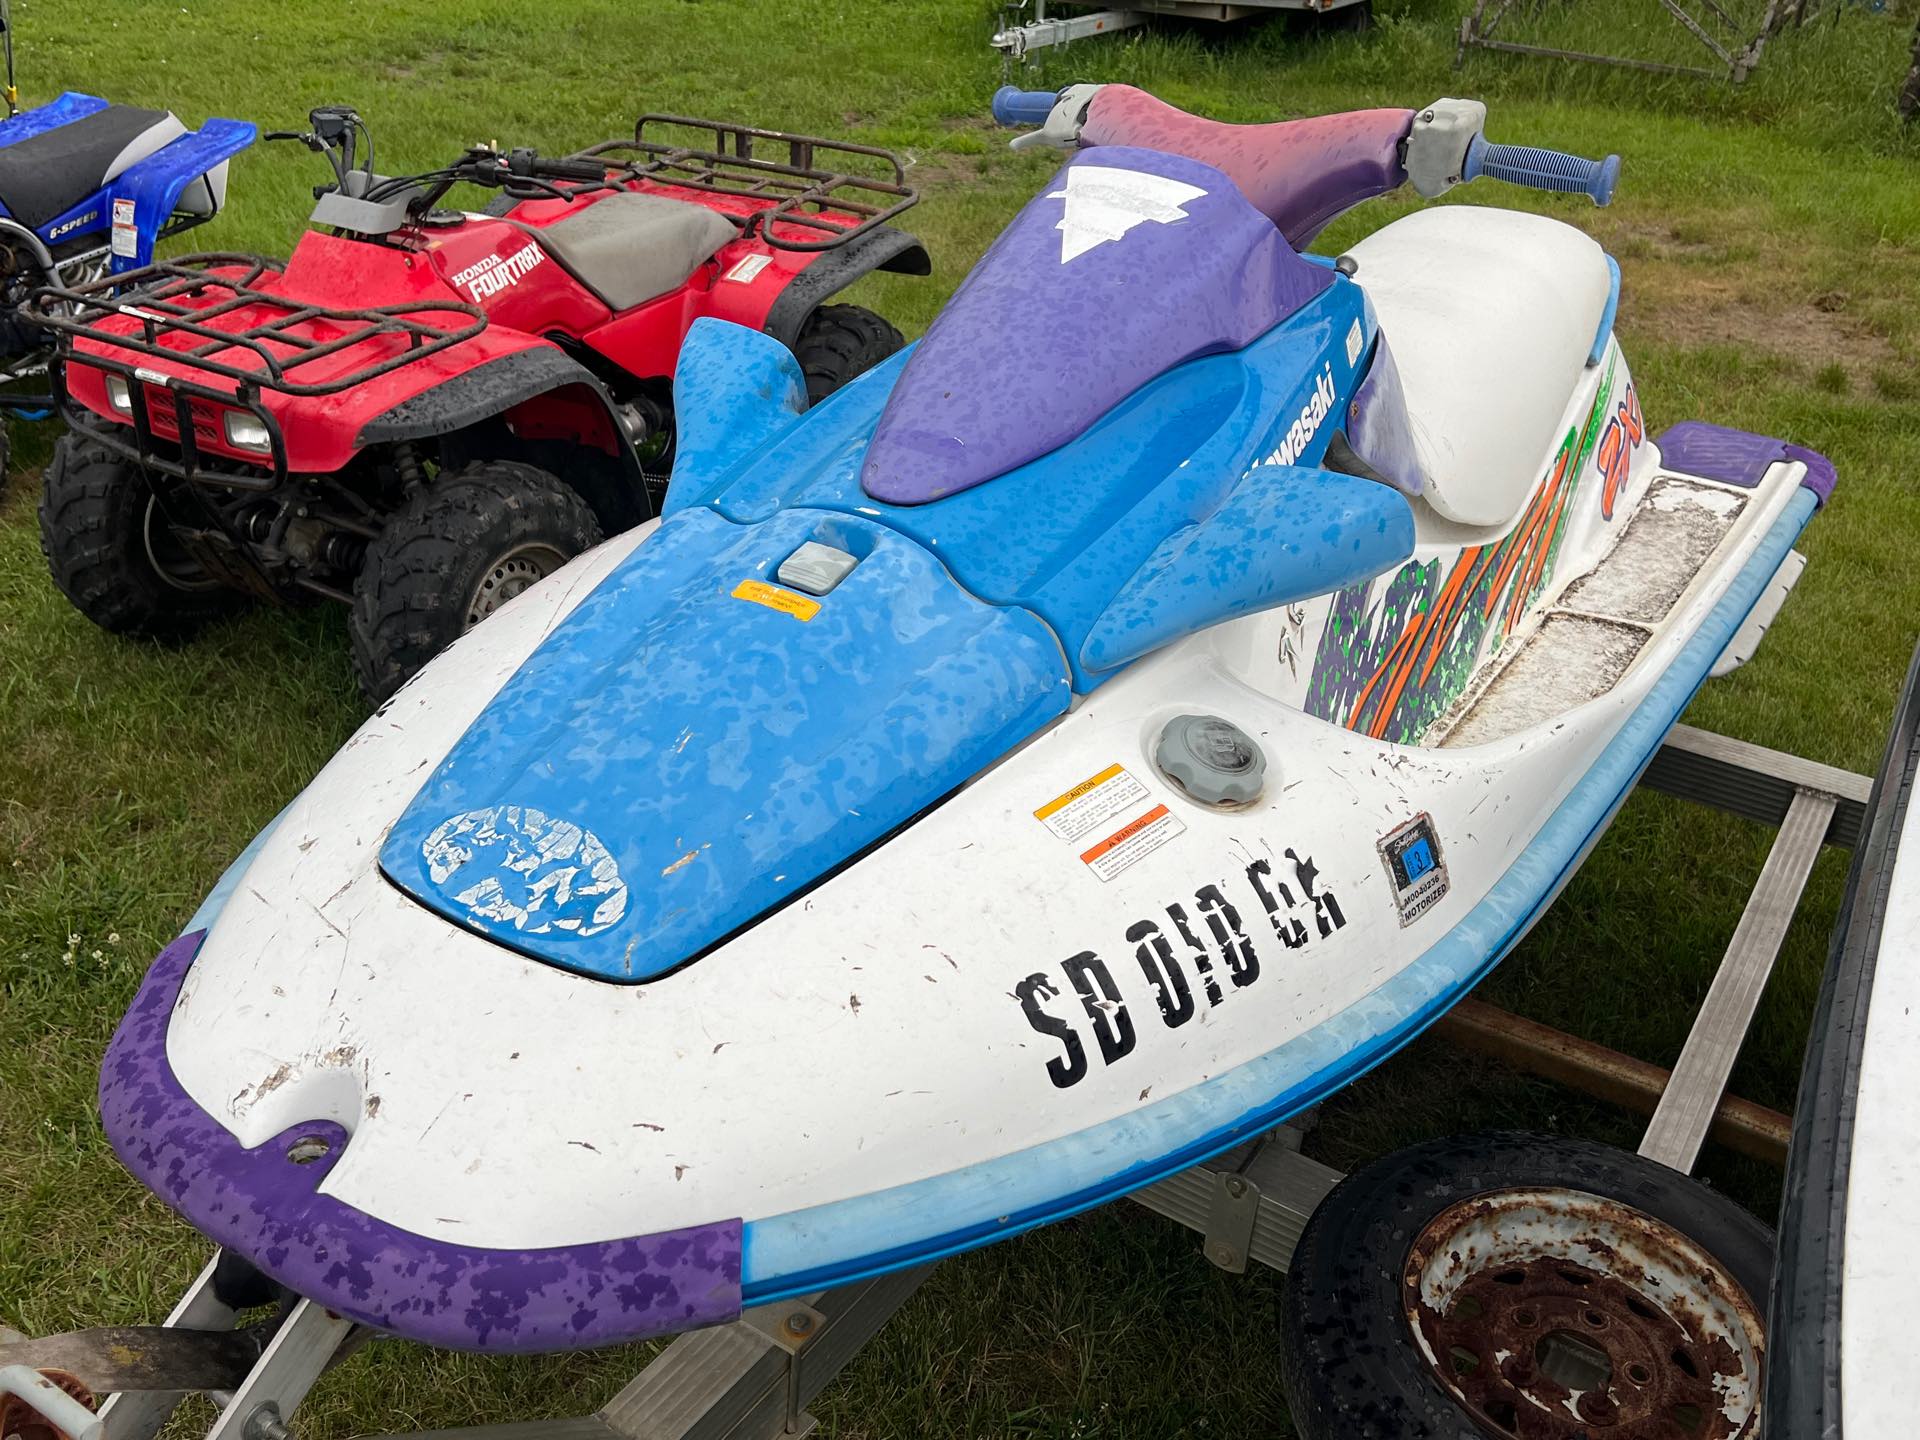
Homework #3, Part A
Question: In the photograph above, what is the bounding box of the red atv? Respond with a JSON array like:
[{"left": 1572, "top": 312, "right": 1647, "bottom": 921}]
[{"left": 36, "top": 106, "right": 927, "bottom": 701}]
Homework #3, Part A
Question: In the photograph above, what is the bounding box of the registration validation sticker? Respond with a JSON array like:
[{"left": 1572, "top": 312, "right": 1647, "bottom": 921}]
[{"left": 1379, "top": 812, "right": 1448, "bottom": 926}]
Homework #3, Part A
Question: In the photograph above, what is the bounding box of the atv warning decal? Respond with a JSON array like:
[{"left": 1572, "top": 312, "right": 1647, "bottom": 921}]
[
  {"left": 450, "top": 241, "right": 546, "bottom": 302},
  {"left": 732, "top": 579, "right": 820, "bottom": 622},
  {"left": 1080, "top": 804, "right": 1184, "bottom": 882},
  {"left": 421, "top": 805, "right": 629, "bottom": 937},
  {"left": 1379, "top": 812, "right": 1448, "bottom": 926},
  {"left": 111, "top": 198, "right": 138, "bottom": 259},
  {"left": 1016, "top": 852, "right": 1347, "bottom": 1087}
]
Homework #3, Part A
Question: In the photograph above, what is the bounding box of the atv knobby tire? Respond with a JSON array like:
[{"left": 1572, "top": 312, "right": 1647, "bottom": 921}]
[
  {"left": 39, "top": 433, "right": 242, "bottom": 640},
  {"left": 350, "top": 460, "right": 602, "bottom": 706},
  {"left": 793, "top": 304, "right": 903, "bottom": 405},
  {"left": 1278, "top": 1131, "right": 1773, "bottom": 1440}
]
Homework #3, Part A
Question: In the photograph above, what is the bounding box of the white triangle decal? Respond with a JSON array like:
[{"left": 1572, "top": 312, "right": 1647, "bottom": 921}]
[{"left": 1047, "top": 165, "right": 1208, "bottom": 264}]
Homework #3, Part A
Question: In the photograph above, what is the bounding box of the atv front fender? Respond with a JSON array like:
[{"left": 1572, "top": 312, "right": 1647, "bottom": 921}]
[
  {"left": 357, "top": 348, "right": 653, "bottom": 531},
  {"left": 761, "top": 224, "right": 930, "bottom": 348}
]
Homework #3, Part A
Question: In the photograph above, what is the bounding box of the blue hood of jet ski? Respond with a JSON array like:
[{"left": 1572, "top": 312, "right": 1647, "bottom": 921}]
[{"left": 379, "top": 506, "right": 1071, "bottom": 982}]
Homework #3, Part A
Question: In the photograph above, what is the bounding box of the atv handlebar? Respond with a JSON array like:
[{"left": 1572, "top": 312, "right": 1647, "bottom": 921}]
[{"left": 1463, "top": 135, "right": 1617, "bottom": 206}]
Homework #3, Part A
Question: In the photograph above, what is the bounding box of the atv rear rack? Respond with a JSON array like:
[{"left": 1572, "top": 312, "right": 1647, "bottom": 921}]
[
  {"left": 575, "top": 114, "right": 918, "bottom": 252},
  {"left": 35, "top": 254, "right": 487, "bottom": 399}
]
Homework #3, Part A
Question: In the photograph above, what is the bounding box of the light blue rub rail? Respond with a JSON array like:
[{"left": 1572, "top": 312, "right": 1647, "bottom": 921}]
[
  {"left": 740, "top": 484, "right": 1819, "bottom": 1300},
  {"left": 1590, "top": 254, "right": 1622, "bottom": 367}
]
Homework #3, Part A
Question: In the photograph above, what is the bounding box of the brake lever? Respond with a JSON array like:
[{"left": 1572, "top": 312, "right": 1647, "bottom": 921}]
[{"left": 265, "top": 130, "right": 328, "bottom": 154}]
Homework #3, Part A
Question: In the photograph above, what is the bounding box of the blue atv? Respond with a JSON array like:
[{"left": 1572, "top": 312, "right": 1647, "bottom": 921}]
[{"left": 0, "top": 0, "right": 253, "bottom": 468}]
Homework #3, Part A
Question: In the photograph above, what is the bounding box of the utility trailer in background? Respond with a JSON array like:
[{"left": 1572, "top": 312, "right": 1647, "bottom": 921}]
[{"left": 991, "top": 0, "right": 1368, "bottom": 59}]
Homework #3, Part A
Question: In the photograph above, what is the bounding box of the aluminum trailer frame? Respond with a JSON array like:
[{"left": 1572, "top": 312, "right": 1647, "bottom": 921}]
[
  {"left": 0, "top": 721, "right": 1868, "bottom": 1440},
  {"left": 991, "top": 0, "right": 1365, "bottom": 58}
]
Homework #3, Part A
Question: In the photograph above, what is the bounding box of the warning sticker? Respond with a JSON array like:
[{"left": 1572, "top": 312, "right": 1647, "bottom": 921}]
[
  {"left": 731, "top": 579, "right": 820, "bottom": 622},
  {"left": 724, "top": 253, "right": 774, "bottom": 284},
  {"left": 111, "top": 198, "right": 137, "bottom": 259},
  {"left": 1079, "top": 804, "right": 1185, "bottom": 883},
  {"left": 1034, "top": 764, "right": 1150, "bottom": 843}
]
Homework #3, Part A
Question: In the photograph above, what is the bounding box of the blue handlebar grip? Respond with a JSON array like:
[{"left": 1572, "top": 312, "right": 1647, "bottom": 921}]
[
  {"left": 1462, "top": 135, "right": 1620, "bottom": 206},
  {"left": 992, "top": 87, "right": 1060, "bottom": 127}
]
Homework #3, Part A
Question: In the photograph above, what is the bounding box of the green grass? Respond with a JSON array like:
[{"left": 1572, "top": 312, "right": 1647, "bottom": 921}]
[{"left": 1, "top": 0, "right": 1917, "bottom": 1433}]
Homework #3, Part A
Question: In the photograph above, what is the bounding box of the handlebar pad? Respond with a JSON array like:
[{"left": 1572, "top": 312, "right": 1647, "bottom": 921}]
[
  {"left": 992, "top": 87, "right": 1060, "bottom": 127},
  {"left": 1463, "top": 135, "right": 1619, "bottom": 206}
]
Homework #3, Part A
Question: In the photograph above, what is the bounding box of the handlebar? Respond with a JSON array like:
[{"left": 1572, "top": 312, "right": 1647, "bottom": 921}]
[
  {"left": 987, "top": 86, "right": 1621, "bottom": 209},
  {"left": 525, "top": 155, "right": 613, "bottom": 183},
  {"left": 992, "top": 87, "right": 1059, "bottom": 127},
  {"left": 1463, "top": 135, "right": 1618, "bottom": 206}
]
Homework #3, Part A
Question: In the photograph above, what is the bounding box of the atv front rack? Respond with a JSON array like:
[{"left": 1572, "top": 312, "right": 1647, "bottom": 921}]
[
  {"left": 575, "top": 115, "right": 917, "bottom": 252},
  {"left": 35, "top": 254, "right": 486, "bottom": 398},
  {"left": 38, "top": 254, "right": 486, "bottom": 489}
]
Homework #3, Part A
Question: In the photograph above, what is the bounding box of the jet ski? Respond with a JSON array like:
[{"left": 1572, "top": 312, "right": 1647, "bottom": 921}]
[{"left": 96, "top": 86, "right": 1833, "bottom": 1353}]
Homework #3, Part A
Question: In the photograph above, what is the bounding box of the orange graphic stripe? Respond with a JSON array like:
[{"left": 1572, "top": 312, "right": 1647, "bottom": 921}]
[
  {"left": 1419, "top": 544, "right": 1498, "bottom": 687},
  {"left": 1346, "top": 613, "right": 1421, "bottom": 730},
  {"left": 1483, "top": 464, "right": 1562, "bottom": 617}
]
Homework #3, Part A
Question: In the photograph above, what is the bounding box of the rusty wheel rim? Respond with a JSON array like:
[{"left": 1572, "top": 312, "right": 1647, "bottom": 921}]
[
  {"left": 0, "top": 1368, "right": 95, "bottom": 1440},
  {"left": 1401, "top": 1188, "right": 1764, "bottom": 1440}
]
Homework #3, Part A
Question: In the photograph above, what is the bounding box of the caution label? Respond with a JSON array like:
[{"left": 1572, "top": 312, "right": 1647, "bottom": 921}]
[
  {"left": 1079, "top": 804, "right": 1185, "bottom": 883},
  {"left": 1034, "top": 764, "right": 1151, "bottom": 843},
  {"left": 111, "top": 197, "right": 137, "bottom": 258},
  {"left": 732, "top": 579, "right": 820, "bottom": 622}
]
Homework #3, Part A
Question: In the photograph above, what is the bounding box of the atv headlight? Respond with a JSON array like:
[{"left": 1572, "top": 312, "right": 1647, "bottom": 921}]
[
  {"left": 223, "top": 410, "right": 272, "bottom": 454},
  {"left": 105, "top": 376, "right": 131, "bottom": 413}
]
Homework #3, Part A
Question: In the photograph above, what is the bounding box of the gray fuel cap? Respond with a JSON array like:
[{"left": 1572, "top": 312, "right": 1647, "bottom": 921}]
[{"left": 1155, "top": 714, "right": 1267, "bottom": 807}]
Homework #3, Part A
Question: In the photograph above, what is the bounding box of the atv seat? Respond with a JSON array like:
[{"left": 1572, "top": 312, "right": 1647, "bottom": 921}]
[
  {"left": 525, "top": 192, "right": 736, "bottom": 314},
  {"left": 0, "top": 103, "right": 189, "bottom": 230},
  {"left": 1345, "top": 206, "right": 1613, "bottom": 530}
]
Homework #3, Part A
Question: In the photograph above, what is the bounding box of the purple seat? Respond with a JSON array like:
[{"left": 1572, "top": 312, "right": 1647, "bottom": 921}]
[
  {"left": 1080, "top": 86, "right": 1414, "bottom": 249},
  {"left": 861, "top": 146, "right": 1332, "bottom": 507}
]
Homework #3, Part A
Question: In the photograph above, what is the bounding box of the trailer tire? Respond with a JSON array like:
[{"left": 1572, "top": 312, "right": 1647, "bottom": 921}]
[
  {"left": 350, "top": 459, "right": 602, "bottom": 706},
  {"left": 38, "top": 433, "right": 242, "bottom": 641},
  {"left": 1278, "top": 1131, "right": 1772, "bottom": 1439},
  {"left": 792, "top": 304, "right": 902, "bottom": 405}
]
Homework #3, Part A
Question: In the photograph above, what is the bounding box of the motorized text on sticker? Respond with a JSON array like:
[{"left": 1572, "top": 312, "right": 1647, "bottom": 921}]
[
  {"left": 1264, "top": 362, "right": 1337, "bottom": 468},
  {"left": 731, "top": 578, "right": 821, "bottom": 622},
  {"left": 450, "top": 241, "right": 546, "bottom": 302},
  {"left": 1345, "top": 318, "right": 1364, "bottom": 369},
  {"left": 1048, "top": 165, "right": 1207, "bottom": 264}
]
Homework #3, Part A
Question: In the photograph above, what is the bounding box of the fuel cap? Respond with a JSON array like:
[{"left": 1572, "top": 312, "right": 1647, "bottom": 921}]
[{"left": 1155, "top": 714, "right": 1267, "bottom": 807}]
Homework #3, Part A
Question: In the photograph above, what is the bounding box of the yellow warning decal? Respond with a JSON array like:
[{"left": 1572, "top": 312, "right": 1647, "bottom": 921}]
[
  {"left": 1035, "top": 763, "right": 1125, "bottom": 822},
  {"left": 732, "top": 579, "right": 820, "bottom": 622}
]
